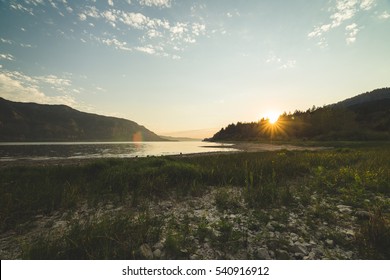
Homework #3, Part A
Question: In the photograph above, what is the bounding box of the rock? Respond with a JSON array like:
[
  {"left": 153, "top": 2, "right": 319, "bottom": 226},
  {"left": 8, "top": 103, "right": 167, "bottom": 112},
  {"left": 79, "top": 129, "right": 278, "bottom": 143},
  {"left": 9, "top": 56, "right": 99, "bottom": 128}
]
[
  {"left": 257, "top": 248, "right": 271, "bottom": 260},
  {"left": 291, "top": 243, "right": 308, "bottom": 255},
  {"left": 190, "top": 254, "right": 199, "bottom": 260},
  {"left": 325, "top": 239, "right": 334, "bottom": 247},
  {"left": 153, "top": 242, "right": 164, "bottom": 250},
  {"left": 290, "top": 233, "right": 299, "bottom": 242},
  {"left": 266, "top": 223, "right": 275, "bottom": 231},
  {"left": 140, "top": 244, "right": 153, "bottom": 259},
  {"left": 304, "top": 251, "right": 317, "bottom": 260},
  {"left": 275, "top": 249, "right": 292, "bottom": 260},
  {"left": 337, "top": 205, "right": 353, "bottom": 214},
  {"left": 153, "top": 249, "right": 162, "bottom": 259}
]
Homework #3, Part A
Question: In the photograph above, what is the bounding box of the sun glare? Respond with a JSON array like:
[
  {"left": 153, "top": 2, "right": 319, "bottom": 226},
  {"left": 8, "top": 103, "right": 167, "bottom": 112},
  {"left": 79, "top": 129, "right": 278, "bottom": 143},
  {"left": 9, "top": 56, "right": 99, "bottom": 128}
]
[{"left": 265, "top": 111, "right": 280, "bottom": 124}]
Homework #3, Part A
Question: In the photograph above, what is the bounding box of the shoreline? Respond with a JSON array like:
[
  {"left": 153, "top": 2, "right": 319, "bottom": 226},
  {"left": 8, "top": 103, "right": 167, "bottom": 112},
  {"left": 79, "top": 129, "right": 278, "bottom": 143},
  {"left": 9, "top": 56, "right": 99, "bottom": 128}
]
[{"left": 0, "top": 142, "right": 329, "bottom": 168}]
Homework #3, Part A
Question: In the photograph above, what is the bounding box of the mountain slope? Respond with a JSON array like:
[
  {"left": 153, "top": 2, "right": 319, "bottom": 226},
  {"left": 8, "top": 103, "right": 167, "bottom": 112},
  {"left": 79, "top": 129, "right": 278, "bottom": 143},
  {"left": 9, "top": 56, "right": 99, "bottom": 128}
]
[
  {"left": 0, "top": 98, "right": 165, "bottom": 142},
  {"left": 206, "top": 88, "right": 390, "bottom": 142}
]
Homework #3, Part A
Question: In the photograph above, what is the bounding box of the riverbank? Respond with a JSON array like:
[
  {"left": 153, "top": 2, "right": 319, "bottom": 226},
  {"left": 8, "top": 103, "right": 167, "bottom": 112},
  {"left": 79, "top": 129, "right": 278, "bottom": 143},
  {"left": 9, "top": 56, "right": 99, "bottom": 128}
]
[
  {"left": 0, "top": 142, "right": 327, "bottom": 168},
  {"left": 0, "top": 143, "right": 389, "bottom": 259}
]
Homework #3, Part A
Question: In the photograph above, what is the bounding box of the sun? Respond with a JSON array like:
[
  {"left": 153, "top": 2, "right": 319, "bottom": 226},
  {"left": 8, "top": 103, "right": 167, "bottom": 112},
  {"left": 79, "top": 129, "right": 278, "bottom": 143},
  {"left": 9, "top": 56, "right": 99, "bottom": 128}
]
[{"left": 265, "top": 111, "right": 280, "bottom": 124}]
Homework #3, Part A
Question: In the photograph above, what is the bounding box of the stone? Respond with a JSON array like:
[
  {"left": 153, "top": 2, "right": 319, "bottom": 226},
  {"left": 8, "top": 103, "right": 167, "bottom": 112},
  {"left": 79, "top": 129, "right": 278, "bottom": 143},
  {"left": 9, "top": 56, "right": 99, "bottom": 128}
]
[
  {"left": 291, "top": 243, "right": 308, "bottom": 255},
  {"left": 153, "top": 242, "right": 164, "bottom": 250},
  {"left": 266, "top": 223, "right": 275, "bottom": 231},
  {"left": 337, "top": 205, "right": 353, "bottom": 214},
  {"left": 153, "top": 249, "right": 162, "bottom": 259},
  {"left": 275, "top": 249, "right": 292, "bottom": 260},
  {"left": 190, "top": 254, "right": 199, "bottom": 260},
  {"left": 303, "top": 251, "right": 317, "bottom": 260},
  {"left": 325, "top": 239, "right": 334, "bottom": 247},
  {"left": 257, "top": 248, "right": 271, "bottom": 260},
  {"left": 139, "top": 244, "right": 153, "bottom": 259}
]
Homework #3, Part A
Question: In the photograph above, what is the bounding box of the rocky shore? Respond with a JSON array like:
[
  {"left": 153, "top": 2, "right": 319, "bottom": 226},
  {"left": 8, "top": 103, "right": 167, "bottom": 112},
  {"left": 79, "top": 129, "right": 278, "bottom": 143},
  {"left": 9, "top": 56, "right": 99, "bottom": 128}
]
[{"left": 0, "top": 185, "right": 368, "bottom": 260}]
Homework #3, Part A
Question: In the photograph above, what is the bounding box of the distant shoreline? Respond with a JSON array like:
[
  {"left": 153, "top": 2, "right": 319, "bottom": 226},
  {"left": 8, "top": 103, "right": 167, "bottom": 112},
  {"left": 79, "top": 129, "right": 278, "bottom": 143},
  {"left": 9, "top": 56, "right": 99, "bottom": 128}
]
[{"left": 0, "top": 142, "right": 329, "bottom": 168}]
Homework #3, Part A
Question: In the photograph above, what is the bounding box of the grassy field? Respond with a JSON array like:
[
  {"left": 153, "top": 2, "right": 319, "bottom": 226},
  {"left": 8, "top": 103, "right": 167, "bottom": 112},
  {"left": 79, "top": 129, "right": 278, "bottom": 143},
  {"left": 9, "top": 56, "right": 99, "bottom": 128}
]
[{"left": 0, "top": 142, "right": 389, "bottom": 259}]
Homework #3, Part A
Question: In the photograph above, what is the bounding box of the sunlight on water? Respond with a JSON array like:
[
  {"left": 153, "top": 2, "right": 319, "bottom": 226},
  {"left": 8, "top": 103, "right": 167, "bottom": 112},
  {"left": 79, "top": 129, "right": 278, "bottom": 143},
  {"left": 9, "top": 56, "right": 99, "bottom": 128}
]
[{"left": 0, "top": 141, "right": 237, "bottom": 161}]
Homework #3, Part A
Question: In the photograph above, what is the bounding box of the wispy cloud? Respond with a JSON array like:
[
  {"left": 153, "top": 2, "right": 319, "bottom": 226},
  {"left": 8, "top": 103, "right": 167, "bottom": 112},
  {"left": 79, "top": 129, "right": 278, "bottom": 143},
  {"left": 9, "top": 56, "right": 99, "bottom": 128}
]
[
  {"left": 345, "top": 23, "right": 359, "bottom": 44},
  {"left": 0, "top": 54, "right": 15, "bottom": 61},
  {"left": 9, "top": 3, "right": 34, "bottom": 16},
  {"left": 379, "top": 11, "right": 390, "bottom": 19},
  {"left": 0, "top": 70, "right": 76, "bottom": 106},
  {"left": 266, "top": 52, "right": 296, "bottom": 70},
  {"left": 139, "top": 0, "right": 171, "bottom": 8},
  {"left": 78, "top": 5, "right": 206, "bottom": 58},
  {"left": 0, "top": 38, "right": 13, "bottom": 44},
  {"left": 280, "top": 60, "right": 297, "bottom": 69},
  {"left": 360, "top": 0, "right": 375, "bottom": 10},
  {"left": 101, "top": 38, "right": 132, "bottom": 51},
  {"left": 308, "top": 0, "right": 377, "bottom": 46},
  {"left": 78, "top": 13, "right": 87, "bottom": 21}
]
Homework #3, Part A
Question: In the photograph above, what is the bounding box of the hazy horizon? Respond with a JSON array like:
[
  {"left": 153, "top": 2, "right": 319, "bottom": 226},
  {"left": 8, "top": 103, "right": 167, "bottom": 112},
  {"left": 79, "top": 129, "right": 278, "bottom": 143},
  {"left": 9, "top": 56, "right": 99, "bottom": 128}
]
[{"left": 1, "top": 0, "right": 390, "bottom": 138}]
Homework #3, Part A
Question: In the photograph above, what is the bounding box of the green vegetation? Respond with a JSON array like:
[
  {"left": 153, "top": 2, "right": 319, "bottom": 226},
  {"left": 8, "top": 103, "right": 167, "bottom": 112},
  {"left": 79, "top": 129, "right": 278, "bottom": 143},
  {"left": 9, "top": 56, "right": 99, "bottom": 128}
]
[
  {"left": 22, "top": 212, "right": 162, "bottom": 259},
  {"left": 0, "top": 142, "right": 389, "bottom": 259}
]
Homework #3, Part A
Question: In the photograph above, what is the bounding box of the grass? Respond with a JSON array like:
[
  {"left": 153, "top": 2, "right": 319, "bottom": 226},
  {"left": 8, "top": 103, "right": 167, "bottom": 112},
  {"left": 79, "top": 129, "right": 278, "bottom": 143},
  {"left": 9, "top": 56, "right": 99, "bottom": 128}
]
[
  {"left": 22, "top": 212, "right": 162, "bottom": 259},
  {"left": 1, "top": 142, "right": 389, "bottom": 259}
]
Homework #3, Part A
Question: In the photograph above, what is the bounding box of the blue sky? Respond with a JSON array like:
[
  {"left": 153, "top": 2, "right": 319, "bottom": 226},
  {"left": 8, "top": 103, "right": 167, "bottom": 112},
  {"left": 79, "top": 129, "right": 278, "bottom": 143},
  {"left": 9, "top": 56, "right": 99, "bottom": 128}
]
[{"left": 1, "top": 0, "right": 389, "bottom": 138}]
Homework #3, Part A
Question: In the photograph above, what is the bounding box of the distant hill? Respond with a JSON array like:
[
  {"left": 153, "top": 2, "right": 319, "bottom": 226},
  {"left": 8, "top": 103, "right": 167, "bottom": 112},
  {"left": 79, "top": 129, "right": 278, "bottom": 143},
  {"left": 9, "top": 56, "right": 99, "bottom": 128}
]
[
  {"left": 0, "top": 98, "right": 165, "bottom": 142},
  {"left": 206, "top": 88, "right": 390, "bottom": 142},
  {"left": 332, "top": 88, "right": 390, "bottom": 108},
  {"left": 159, "top": 135, "right": 202, "bottom": 141}
]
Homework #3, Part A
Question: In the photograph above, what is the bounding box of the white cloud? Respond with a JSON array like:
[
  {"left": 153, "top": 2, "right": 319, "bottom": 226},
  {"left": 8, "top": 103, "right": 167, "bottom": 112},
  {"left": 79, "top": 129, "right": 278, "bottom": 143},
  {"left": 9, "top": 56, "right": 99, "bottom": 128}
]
[
  {"left": 78, "top": 13, "right": 87, "bottom": 21},
  {"left": 36, "top": 74, "right": 72, "bottom": 87},
  {"left": 108, "top": 0, "right": 114, "bottom": 7},
  {"left": 170, "top": 22, "right": 188, "bottom": 36},
  {"left": 308, "top": 0, "right": 376, "bottom": 45},
  {"left": 135, "top": 45, "right": 156, "bottom": 54},
  {"left": 379, "top": 11, "right": 390, "bottom": 19},
  {"left": 360, "top": 0, "right": 375, "bottom": 10},
  {"left": 345, "top": 23, "right": 359, "bottom": 44},
  {"left": 0, "top": 38, "right": 13, "bottom": 44},
  {"left": 84, "top": 6, "right": 100, "bottom": 19},
  {"left": 330, "top": 0, "right": 358, "bottom": 28},
  {"left": 192, "top": 23, "right": 206, "bottom": 36},
  {"left": 139, "top": 0, "right": 171, "bottom": 8},
  {"left": 0, "top": 54, "right": 15, "bottom": 61},
  {"left": 102, "top": 10, "right": 117, "bottom": 22},
  {"left": 120, "top": 12, "right": 149, "bottom": 29},
  {"left": 266, "top": 53, "right": 281, "bottom": 64},
  {"left": 20, "top": 43, "right": 33, "bottom": 48},
  {"left": 266, "top": 52, "right": 296, "bottom": 69},
  {"left": 146, "top": 29, "right": 162, "bottom": 38},
  {"left": 280, "top": 60, "right": 296, "bottom": 69},
  {"left": 102, "top": 38, "right": 132, "bottom": 51},
  {"left": 10, "top": 3, "right": 34, "bottom": 16},
  {"left": 0, "top": 71, "right": 76, "bottom": 106}
]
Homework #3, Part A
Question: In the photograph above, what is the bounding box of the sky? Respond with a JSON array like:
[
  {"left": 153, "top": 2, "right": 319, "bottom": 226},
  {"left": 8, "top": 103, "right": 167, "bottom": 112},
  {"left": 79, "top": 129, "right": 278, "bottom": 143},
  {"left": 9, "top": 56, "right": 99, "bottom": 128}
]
[{"left": 0, "top": 0, "right": 389, "bottom": 138}]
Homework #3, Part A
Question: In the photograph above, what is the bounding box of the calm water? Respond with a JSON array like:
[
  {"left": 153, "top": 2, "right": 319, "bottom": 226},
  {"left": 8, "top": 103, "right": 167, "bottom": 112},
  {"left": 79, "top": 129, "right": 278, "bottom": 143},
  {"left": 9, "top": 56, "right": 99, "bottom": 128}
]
[{"left": 0, "top": 141, "right": 237, "bottom": 161}]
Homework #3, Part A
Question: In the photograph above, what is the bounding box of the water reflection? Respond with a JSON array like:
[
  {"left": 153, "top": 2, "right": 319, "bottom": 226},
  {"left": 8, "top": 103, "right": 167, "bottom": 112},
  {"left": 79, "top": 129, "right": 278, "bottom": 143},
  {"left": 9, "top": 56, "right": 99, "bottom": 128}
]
[{"left": 0, "top": 141, "right": 236, "bottom": 161}]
